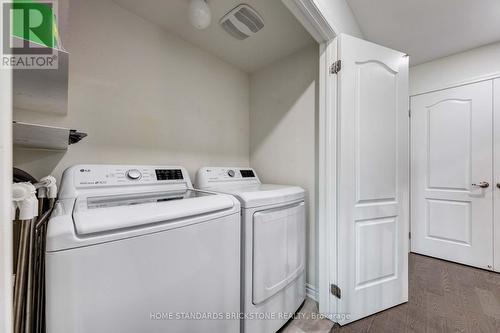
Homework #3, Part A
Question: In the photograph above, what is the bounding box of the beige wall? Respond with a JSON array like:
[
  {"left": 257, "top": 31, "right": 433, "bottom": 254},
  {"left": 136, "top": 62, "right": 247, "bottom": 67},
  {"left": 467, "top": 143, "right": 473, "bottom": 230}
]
[
  {"left": 14, "top": 0, "right": 250, "bottom": 181},
  {"left": 250, "top": 45, "right": 319, "bottom": 288},
  {"left": 410, "top": 41, "right": 500, "bottom": 95}
]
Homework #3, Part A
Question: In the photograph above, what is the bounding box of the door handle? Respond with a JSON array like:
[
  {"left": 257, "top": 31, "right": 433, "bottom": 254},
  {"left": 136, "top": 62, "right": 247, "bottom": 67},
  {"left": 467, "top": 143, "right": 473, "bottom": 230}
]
[
  {"left": 497, "top": 183, "right": 500, "bottom": 189},
  {"left": 472, "top": 181, "right": 489, "bottom": 188}
]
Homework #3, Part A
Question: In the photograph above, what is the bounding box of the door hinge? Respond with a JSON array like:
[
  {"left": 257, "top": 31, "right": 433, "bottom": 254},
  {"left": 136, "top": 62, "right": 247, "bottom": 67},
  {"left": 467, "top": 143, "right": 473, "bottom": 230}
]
[
  {"left": 330, "top": 60, "right": 341, "bottom": 74},
  {"left": 330, "top": 284, "right": 341, "bottom": 299},
  {"left": 409, "top": 109, "right": 411, "bottom": 117},
  {"left": 409, "top": 232, "right": 411, "bottom": 239}
]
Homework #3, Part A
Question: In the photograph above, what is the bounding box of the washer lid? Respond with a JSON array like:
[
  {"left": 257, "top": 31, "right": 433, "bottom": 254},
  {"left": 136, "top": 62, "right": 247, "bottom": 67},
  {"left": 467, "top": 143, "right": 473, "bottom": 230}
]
[
  {"left": 205, "top": 184, "right": 304, "bottom": 208},
  {"left": 73, "top": 190, "right": 235, "bottom": 235}
]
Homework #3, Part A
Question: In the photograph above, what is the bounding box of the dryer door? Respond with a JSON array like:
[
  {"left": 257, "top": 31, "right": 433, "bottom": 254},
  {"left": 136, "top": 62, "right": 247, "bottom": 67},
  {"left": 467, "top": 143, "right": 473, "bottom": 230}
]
[{"left": 252, "top": 201, "right": 305, "bottom": 304}]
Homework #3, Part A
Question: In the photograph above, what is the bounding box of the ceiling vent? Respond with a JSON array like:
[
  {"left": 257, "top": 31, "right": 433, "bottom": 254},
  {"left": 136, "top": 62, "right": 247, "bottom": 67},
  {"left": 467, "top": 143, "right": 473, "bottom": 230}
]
[{"left": 220, "top": 4, "right": 264, "bottom": 40}]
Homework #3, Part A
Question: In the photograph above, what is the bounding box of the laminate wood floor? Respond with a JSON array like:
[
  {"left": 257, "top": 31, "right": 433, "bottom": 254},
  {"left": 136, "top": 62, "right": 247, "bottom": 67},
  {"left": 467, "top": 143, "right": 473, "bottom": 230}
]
[{"left": 281, "top": 253, "right": 500, "bottom": 333}]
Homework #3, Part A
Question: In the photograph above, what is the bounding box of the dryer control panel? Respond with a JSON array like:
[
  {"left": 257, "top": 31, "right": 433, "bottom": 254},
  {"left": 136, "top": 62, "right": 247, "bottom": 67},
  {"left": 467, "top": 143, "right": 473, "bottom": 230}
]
[{"left": 196, "top": 167, "right": 260, "bottom": 188}]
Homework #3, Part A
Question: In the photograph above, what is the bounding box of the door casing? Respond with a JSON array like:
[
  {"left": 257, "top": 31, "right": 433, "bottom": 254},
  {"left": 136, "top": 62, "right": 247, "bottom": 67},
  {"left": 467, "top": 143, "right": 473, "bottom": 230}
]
[
  {"left": 0, "top": 63, "right": 13, "bottom": 332},
  {"left": 495, "top": 78, "right": 500, "bottom": 273}
]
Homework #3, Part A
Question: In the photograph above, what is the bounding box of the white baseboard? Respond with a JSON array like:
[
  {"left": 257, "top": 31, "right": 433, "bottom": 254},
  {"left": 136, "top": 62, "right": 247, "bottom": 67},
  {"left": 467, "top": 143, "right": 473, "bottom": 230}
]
[{"left": 306, "top": 283, "right": 318, "bottom": 302}]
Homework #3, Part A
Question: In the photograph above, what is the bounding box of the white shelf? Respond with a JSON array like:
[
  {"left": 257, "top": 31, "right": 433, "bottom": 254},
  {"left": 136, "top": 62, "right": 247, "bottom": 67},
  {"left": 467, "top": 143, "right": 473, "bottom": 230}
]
[
  {"left": 13, "top": 36, "right": 69, "bottom": 115},
  {"left": 13, "top": 121, "right": 87, "bottom": 151}
]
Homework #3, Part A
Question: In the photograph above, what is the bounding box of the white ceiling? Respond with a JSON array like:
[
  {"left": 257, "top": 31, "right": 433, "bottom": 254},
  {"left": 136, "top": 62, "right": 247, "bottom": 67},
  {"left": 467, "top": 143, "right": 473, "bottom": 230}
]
[
  {"left": 346, "top": 0, "right": 500, "bottom": 65},
  {"left": 114, "top": 0, "right": 315, "bottom": 73}
]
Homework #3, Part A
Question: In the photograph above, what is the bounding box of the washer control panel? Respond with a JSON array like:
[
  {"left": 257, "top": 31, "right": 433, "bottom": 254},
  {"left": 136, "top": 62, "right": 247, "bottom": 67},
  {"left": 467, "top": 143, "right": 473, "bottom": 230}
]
[{"left": 70, "top": 165, "right": 189, "bottom": 188}]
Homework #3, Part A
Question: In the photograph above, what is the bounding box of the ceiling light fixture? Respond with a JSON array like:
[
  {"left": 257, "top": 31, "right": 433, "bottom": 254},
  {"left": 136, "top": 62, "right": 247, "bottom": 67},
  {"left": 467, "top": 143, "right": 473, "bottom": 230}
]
[{"left": 189, "top": 0, "right": 212, "bottom": 30}]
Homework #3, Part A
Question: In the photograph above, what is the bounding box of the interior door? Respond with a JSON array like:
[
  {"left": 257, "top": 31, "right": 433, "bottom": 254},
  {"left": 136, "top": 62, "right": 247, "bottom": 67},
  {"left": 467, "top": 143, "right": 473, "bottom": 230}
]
[
  {"left": 411, "top": 81, "right": 493, "bottom": 270},
  {"left": 336, "top": 34, "right": 409, "bottom": 325}
]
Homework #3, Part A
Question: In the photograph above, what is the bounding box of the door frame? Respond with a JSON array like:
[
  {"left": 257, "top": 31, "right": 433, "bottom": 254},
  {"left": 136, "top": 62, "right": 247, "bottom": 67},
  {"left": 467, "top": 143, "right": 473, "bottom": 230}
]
[
  {"left": 0, "top": 66, "right": 13, "bottom": 331},
  {"left": 411, "top": 72, "right": 500, "bottom": 97},
  {"left": 317, "top": 39, "right": 339, "bottom": 318},
  {"left": 282, "top": 0, "right": 340, "bottom": 318}
]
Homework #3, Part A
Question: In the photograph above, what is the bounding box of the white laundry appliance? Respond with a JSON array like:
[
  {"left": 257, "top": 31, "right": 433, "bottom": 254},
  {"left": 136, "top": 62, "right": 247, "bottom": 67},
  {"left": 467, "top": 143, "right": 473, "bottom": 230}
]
[
  {"left": 196, "top": 167, "right": 306, "bottom": 333},
  {"left": 45, "top": 164, "right": 241, "bottom": 333}
]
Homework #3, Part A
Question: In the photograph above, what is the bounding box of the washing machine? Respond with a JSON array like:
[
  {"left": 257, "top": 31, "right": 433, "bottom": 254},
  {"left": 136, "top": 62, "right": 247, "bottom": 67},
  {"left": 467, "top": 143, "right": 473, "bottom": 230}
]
[
  {"left": 196, "top": 167, "right": 306, "bottom": 333},
  {"left": 46, "top": 164, "right": 241, "bottom": 333}
]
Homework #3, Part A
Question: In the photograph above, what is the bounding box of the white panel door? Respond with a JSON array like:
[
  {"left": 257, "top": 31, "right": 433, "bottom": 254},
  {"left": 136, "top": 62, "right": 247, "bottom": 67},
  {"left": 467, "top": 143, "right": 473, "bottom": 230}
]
[
  {"left": 336, "top": 34, "right": 409, "bottom": 325},
  {"left": 494, "top": 79, "right": 500, "bottom": 272},
  {"left": 411, "top": 81, "right": 493, "bottom": 270}
]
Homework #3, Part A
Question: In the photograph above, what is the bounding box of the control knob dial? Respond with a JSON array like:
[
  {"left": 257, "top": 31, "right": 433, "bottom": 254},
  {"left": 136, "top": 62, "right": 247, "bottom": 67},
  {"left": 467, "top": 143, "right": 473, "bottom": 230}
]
[{"left": 126, "top": 169, "right": 142, "bottom": 180}]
